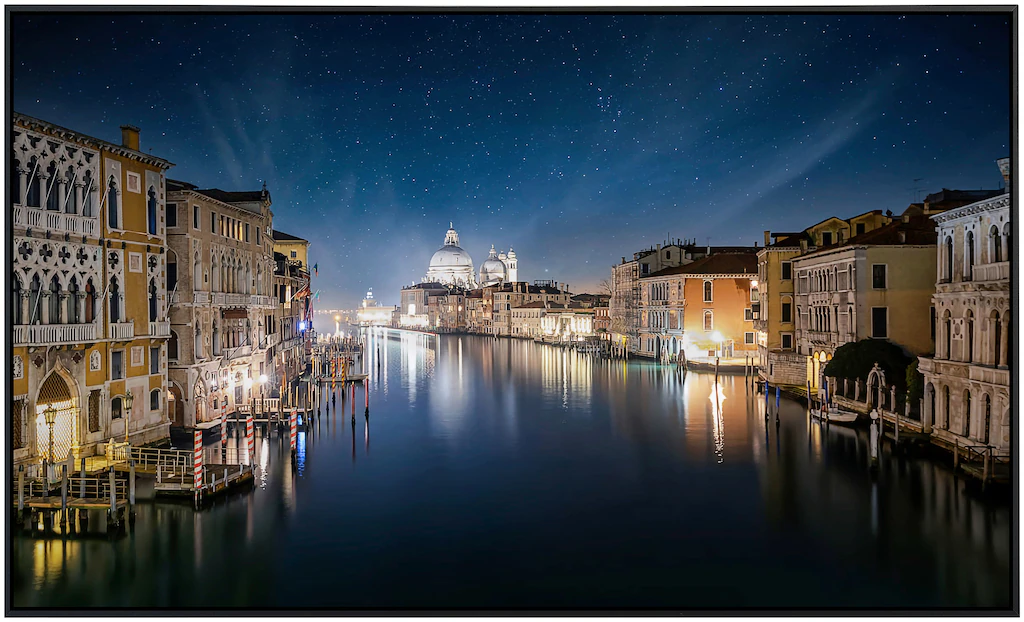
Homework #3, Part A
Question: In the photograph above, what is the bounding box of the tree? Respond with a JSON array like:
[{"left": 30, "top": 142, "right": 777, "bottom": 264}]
[
  {"left": 822, "top": 339, "right": 913, "bottom": 390},
  {"left": 905, "top": 358, "right": 924, "bottom": 404},
  {"left": 598, "top": 278, "right": 612, "bottom": 296}
]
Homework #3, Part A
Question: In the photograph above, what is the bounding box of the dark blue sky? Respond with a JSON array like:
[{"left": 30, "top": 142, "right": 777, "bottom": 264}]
[{"left": 13, "top": 12, "right": 1012, "bottom": 308}]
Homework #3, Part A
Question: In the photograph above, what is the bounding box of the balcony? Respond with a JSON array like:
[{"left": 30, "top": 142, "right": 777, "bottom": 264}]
[
  {"left": 225, "top": 344, "right": 252, "bottom": 360},
  {"left": 149, "top": 320, "right": 171, "bottom": 338},
  {"left": 109, "top": 321, "right": 135, "bottom": 341},
  {"left": 13, "top": 322, "right": 100, "bottom": 346},
  {"left": 193, "top": 291, "right": 210, "bottom": 305},
  {"left": 973, "top": 261, "right": 1010, "bottom": 284},
  {"left": 251, "top": 295, "right": 275, "bottom": 308},
  {"left": 224, "top": 293, "right": 248, "bottom": 306},
  {"left": 211, "top": 292, "right": 225, "bottom": 305},
  {"left": 14, "top": 205, "right": 98, "bottom": 238}
]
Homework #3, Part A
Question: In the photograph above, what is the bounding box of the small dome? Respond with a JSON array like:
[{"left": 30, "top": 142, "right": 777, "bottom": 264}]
[{"left": 479, "top": 245, "right": 507, "bottom": 284}]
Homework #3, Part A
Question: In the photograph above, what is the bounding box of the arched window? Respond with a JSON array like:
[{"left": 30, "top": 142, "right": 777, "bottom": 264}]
[
  {"left": 942, "top": 385, "right": 950, "bottom": 430},
  {"left": 1004, "top": 222, "right": 1012, "bottom": 260},
  {"left": 11, "top": 155, "right": 21, "bottom": 205},
  {"left": 85, "top": 278, "right": 96, "bottom": 323},
  {"left": 195, "top": 327, "right": 204, "bottom": 358},
  {"left": 28, "top": 274, "right": 42, "bottom": 324},
  {"left": 109, "top": 277, "right": 121, "bottom": 323},
  {"left": 990, "top": 225, "right": 1002, "bottom": 263},
  {"left": 703, "top": 310, "right": 713, "bottom": 332},
  {"left": 48, "top": 275, "right": 62, "bottom": 324},
  {"left": 942, "top": 310, "right": 952, "bottom": 359},
  {"left": 926, "top": 383, "right": 935, "bottom": 428},
  {"left": 26, "top": 157, "right": 41, "bottom": 207},
  {"left": 111, "top": 397, "right": 123, "bottom": 420},
  {"left": 963, "top": 390, "right": 972, "bottom": 438},
  {"left": 150, "top": 389, "right": 161, "bottom": 411},
  {"left": 167, "top": 251, "right": 178, "bottom": 292},
  {"left": 944, "top": 236, "right": 954, "bottom": 282},
  {"left": 992, "top": 310, "right": 1002, "bottom": 367},
  {"left": 211, "top": 254, "right": 219, "bottom": 291},
  {"left": 81, "top": 170, "right": 94, "bottom": 216},
  {"left": 12, "top": 274, "right": 23, "bottom": 325},
  {"left": 213, "top": 322, "right": 221, "bottom": 356},
  {"left": 703, "top": 280, "right": 713, "bottom": 303},
  {"left": 149, "top": 278, "right": 158, "bottom": 322},
  {"left": 168, "top": 330, "right": 179, "bottom": 360},
  {"left": 965, "top": 310, "right": 974, "bottom": 362},
  {"left": 45, "top": 161, "right": 59, "bottom": 211},
  {"left": 65, "top": 166, "right": 76, "bottom": 214},
  {"left": 107, "top": 177, "right": 119, "bottom": 229},
  {"left": 983, "top": 394, "right": 992, "bottom": 444},
  {"left": 965, "top": 230, "right": 975, "bottom": 280},
  {"left": 147, "top": 187, "right": 158, "bottom": 235},
  {"left": 67, "top": 277, "right": 80, "bottom": 324}
]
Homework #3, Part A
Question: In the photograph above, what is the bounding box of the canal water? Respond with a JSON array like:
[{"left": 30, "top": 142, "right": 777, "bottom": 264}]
[{"left": 11, "top": 331, "right": 1012, "bottom": 610}]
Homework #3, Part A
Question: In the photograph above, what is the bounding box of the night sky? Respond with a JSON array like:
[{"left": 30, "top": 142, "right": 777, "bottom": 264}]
[{"left": 12, "top": 11, "right": 1012, "bottom": 309}]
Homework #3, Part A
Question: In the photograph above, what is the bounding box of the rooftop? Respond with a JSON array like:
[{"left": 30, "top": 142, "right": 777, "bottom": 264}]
[
  {"left": 800, "top": 214, "right": 938, "bottom": 257},
  {"left": 273, "top": 229, "right": 308, "bottom": 243},
  {"left": 645, "top": 252, "right": 758, "bottom": 277}
]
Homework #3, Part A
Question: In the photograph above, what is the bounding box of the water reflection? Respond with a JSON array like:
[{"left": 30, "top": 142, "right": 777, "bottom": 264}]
[{"left": 11, "top": 333, "right": 1010, "bottom": 610}]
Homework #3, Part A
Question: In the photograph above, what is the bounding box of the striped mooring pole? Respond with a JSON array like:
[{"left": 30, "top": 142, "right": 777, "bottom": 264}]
[
  {"left": 290, "top": 410, "right": 297, "bottom": 454},
  {"left": 193, "top": 429, "right": 203, "bottom": 492},
  {"left": 245, "top": 415, "right": 255, "bottom": 465},
  {"left": 221, "top": 408, "right": 228, "bottom": 446}
]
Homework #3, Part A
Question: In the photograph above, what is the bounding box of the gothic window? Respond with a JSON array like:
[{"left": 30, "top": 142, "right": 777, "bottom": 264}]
[
  {"left": 12, "top": 274, "right": 22, "bottom": 325},
  {"left": 81, "top": 170, "right": 94, "bottom": 216},
  {"left": 983, "top": 394, "right": 992, "bottom": 444},
  {"left": 703, "top": 310, "right": 713, "bottom": 332},
  {"left": 65, "top": 166, "right": 76, "bottom": 214},
  {"left": 12, "top": 399, "right": 24, "bottom": 450},
  {"left": 11, "top": 154, "right": 21, "bottom": 205},
  {"left": 26, "top": 157, "right": 41, "bottom": 207},
  {"left": 703, "top": 280, "right": 713, "bottom": 303},
  {"left": 168, "top": 330, "right": 179, "bottom": 360},
  {"left": 942, "top": 386, "right": 950, "bottom": 430},
  {"left": 195, "top": 327, "right": 204, "bottom": 358},
  {"left": 1004, "top": 223, "right": 1012, "bottom": 261},
  {"left": 107, "top": 177, "right": 119, "bottom": 229},
  {"left": 167, "top": 252, "right": 178, "bottom": 292},
  {"left": 111, "top": 396, "right": 123, "bottom": 420},
  {"left": 965, "top": 310, "right": 974, "bottom": 362},
  {"left": 48, "top": 275, "right": 62, "bottom": 324},
  {"left": 990, "top": 225, "right": 1002, "bottom": 263},
  {"left": 67, "top": 277, "right": 80, "bottom": 324},
  {"left": 147, "top": 187, "right": 158, "bottom": 235},
  {"left": 965, "top": 230, "right": 975, "bottom": 280},
  {"left": 28, "top": 274, "right": 41, "bottom": 324},
  {"left": 45, "top": 161, "right": 60, "bottom": 211},
  {"left": 944, "top": 236, "right": 954, "bottom": 282},
  {"left": 149, "top": 278, "right": 158, "bottom": 322},
  {"left": 150, "top": 389, "right": 161, "bottom": 411},
  {"left": 992, "top": 310, "right": 1002, "bottom": 366},
  {"left": 85, "top": 278, "right": 96, "bottom": 323},
  {"left": 109, "top": 277, "right": 121, "bottom": 323}
]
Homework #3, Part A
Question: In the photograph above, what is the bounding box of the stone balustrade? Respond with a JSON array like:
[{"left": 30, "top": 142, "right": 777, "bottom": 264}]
[
  {"left": 109, "top": 321, "right": 135, "bottom": 340},
  {"left": 149, "top": 320, "right": 171, "bottom": 337},
  {"left": 973, "top": 261, "right": 1010, "bottom": 283},
  {"left": 14, "top": 205, "right": 98, "bottom": 237},
  {"left": 13, "top": 322, "right": 100, "bottom": 346}
]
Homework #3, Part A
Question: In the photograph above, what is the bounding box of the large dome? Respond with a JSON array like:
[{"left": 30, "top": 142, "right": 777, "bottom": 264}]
[
  {"left": 424, "top": 224, "right": 477, "bottom": 287},
  {"left": 478, "top": 245, "right": 507, "bottom": 285}
]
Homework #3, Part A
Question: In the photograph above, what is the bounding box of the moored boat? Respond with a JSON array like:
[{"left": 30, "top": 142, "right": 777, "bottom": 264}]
[{"left": 811, "top": 405, "right": 860, "bottom": 425}]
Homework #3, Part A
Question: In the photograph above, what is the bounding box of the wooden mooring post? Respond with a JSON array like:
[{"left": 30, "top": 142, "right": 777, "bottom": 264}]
[
  {"left": 79, "top": 458, "right": 86, "bottom": 498},
  {"left": 60, "top": 465, "right": 68, "bottom": 529},
  {"left": 953, "top": 438, "right": 959, "bottom": 471},
  {"left": 107, "top": 468, "right": 118, "bottom": 526}
]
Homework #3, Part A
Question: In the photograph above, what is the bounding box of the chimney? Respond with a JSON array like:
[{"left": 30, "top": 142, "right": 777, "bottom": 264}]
[
  {"left": 837, "top": 230, "right": 845, "bottom": 244},
  {"left": 799, "top": 239, "right": 808, "bottom": 253},
  {"left": 763, "top": 230, "right": 771, "bottom": 246},
  {"left": 120, "top": 124, "right": 141, "bottom": 151}
]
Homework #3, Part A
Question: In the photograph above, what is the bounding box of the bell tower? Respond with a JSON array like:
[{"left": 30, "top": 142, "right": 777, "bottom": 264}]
[{"left": 506, "top": 247, "right": 518, "bottom": 283}]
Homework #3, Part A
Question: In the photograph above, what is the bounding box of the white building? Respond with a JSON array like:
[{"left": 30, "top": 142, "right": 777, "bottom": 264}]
[{"left": 918, "top": 158, "right": 1011, "bottom": 451}]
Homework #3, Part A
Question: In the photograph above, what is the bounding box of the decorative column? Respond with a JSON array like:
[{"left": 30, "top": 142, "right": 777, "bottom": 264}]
[
  {"left": 73, "top": 182, "right": 83, "bottom": 214},
  {"left": 76, "top": 293, "right": 86, "bottom": 325},
  {"left": 58, "top": 292, "right": 69, "bottom": 324},
  {"left": 18, "top": 167, "right": 28, "bottom": 206},
  {"left": 19, "top": 292, "right": 30, "bottom": 325},
  {"left": 999, "top": 315, "right": 1009, "bottom": 368},
  {"left": 922, "top": 393, "right": 932, "bottom": 433}
]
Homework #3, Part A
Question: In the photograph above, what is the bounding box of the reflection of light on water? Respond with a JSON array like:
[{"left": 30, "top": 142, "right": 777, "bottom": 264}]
[
  {"left": 194, "top": 511, "right": 202, "bottom": 570},
  {"left": 710, "top": 381, "right": 726, "bottom": 463},
  {"left": 259, "top": 437, "right": 270, "bottom": 489},
  {"left": 296, "top": 431, "right": 306, "bottom": 477},
  {"left": 32, "top": 538, "right": 78, "bottom": 588}
]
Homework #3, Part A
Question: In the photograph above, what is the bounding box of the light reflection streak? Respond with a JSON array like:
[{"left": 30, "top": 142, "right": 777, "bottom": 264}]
[{"left": 709, "top": 381, "right": 726, "bottom": 463}]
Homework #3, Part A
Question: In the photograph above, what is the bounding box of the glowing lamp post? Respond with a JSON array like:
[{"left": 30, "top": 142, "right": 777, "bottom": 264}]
[
  {"left": 712, "top": 331, "right": 724, "bottom": 359},
  {"left": 123, "top": 390, "right": 135, "bottom": 444},
  {"left": 44, "top": 404, "right": 58, "bottom": 480}
]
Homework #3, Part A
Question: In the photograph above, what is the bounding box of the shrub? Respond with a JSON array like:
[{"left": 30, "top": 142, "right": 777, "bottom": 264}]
[{"left": 822, "top": 339, "right": 913, "bottom": 390}]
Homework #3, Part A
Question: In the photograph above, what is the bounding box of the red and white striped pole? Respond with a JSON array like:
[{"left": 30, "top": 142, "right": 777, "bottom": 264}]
[
  {"left": 290, "top": 410, "right": 297, "bottom": 453},
  {"left": 364, "top": 377, "right": 369, "bottom": 409},
  {"left": 193, "top": 429, "right": 203, "bottom": 491},
  {"left": 220, "top": 406, "right": 227, "bottom": 446},
  {"left": 245, "top": 414, "right": 254, "bottom": 465}
]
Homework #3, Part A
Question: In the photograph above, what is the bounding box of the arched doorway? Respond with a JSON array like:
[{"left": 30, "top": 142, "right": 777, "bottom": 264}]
[
  {"left": 35, "top": 369, "right": 80, "bottom": 464},
  {"left": 193, "top": 380, "right": 206, "bottom": 427},
  {"left": 168, "top": 383, "right": 185, "bottom": 428}
]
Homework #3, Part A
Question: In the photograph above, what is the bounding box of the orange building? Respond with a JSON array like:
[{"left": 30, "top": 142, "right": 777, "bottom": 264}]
[{"left": 644, "top": 253, "right": 759, "bottom": 361}]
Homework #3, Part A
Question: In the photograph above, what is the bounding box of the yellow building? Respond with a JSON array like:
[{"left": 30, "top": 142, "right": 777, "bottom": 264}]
[
  {"left": 12, "top": 113, "right": 173, "bottom": 467},
  {"left": 756, "top": 211, "right": 892, "bottom": 387},
  {"left": 273, "top": 229, "right": 309, "bottom": 270}
]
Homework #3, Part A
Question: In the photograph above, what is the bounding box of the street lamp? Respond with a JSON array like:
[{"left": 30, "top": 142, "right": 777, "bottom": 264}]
[
  {"left": 712, "top": 331, "right": 724, "bottom": 361},
  {"left": 123, "top": 390, "right": 135, "bottom": 444},
  {"left": 43, "top": 404, "right": 57, "bottom": 481}
]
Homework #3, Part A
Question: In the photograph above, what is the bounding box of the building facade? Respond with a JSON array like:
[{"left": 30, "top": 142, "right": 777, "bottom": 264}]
[
  {"left": 165, "top": 180, "right": 276, "bottom": 428},
  {"left": 918, "top": 159, "right": 1011, "bottom": 451},
  {"left": 272, "top": 231, "right": 311, "bottom": 398},
  {"left": 793, "top": 215, "right": 938, "bottom": 390},
  {"left": 12, "top": 114, "right": 173, "bottom": 465}
]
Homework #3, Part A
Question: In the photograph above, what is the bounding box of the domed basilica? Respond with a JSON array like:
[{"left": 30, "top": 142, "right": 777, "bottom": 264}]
[{"left": 423, "top": 223, "right": 518, "bottom": 289}]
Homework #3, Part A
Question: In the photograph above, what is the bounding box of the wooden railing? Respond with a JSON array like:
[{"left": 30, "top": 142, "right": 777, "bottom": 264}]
[{"left": 13, "top": 322, "right": 100, "bottom": 346}]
